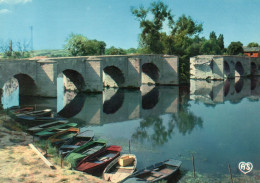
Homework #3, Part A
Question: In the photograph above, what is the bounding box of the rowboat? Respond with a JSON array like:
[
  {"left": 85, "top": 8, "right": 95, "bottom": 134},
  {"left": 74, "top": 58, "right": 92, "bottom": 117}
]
[
  {"left": 59, "top": 129, "right": 94, "bottom": 156},
  {"left": 15, "top": 109, "right": 52, "bottom": 117},
  {"left": 65, "top": 139, "right": 106, "bottom": 168},
  {"left": 16, "top": 116, "right": 66, "bottom": 126},
  {"left": 27, "top": 120, "right": 69, "bottom": 133},
  {"left": 76, "top": 145, "right": 122, "bottom": 175},
  {"left": 103, "top": 154, "right": 137, "bottom": 183},
  {"left": 48, "top": 127, "right": 80, "bottom": 145},
  {"left": 121, "top": 159, "right": 182, "bottom": 183},
  {"left": 35, "top": 123, "right": 78, "bottom": 137},
  {"left": 12, "top": 106, "right": 35, "bottom": 114}
]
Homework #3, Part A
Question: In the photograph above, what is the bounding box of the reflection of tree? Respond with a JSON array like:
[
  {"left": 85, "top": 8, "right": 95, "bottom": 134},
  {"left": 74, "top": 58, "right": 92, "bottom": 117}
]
[
  {"left": 172, "top": 101, "right": 203, "bottom": 135},
  {"left": 131, "top": 116, "right": 174, "bottom": 146}
]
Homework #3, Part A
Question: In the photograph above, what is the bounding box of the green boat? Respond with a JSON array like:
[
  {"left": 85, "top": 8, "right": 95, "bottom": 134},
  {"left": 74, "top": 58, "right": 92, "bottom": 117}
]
[
  {"left": 35, "top": 123, "right": 78, "bottom": 137},
  {"left": 65, "top": 139, "right": 106, "bottom": 168}
]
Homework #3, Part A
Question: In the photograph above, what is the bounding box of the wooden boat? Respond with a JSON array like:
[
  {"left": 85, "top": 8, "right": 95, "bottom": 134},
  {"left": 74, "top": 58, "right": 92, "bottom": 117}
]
[
  {"left": 15, "top": 109, "right": 52, "bottom": 117},
  {"left": 103, "top": 154, "right": 137, "bottom": 183},
  {"left": 27, "top": 120, "right": 69, "bottom": 133},
  {"left": 35, "top": 123, "right": 78, "bottom": 137},
  {"left": 121, "top": 159, "right": 182, "bottom": 183},
  {"left": 16, "top": 116, "right": 66, "bottom": 126},
  {"left": 48, "top": 127, "right": 80, "bottom": 145},
  {"left": 65, "top": 139, "right": 106, "bottom": 168},
  {"left": 76, "top": 145, "right": 122, "bottom": 175},
  {"left": 12, "top": 106, "right": 35, "bottom": 114},
  {"left": 59, "top": 128, "right": 94, "bottom": 156}
]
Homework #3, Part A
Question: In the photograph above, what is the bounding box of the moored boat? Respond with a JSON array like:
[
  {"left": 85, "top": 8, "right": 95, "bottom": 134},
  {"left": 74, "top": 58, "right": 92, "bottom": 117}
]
[
  {"left": 15, "top": 109, "right": 52, "bottom": 117},
  {"left": 48, "top": 127, "right": 80, "bottom": 145},
  {"left": 121, "top": 159, "right": 182, "bottom": 183},
  {"left": 59, "top": 129, "right": 94, "bottom": 156},
  {"left": 35, "top": 123, "right": 78, "bottom": 138},
  {"left": 103, "top": 154, "right": 137, "bottom": 183},
  {"left": 65, "top": 139, "right": 106, "bottom": 168},
  {"left": 27, "top": 120, "right": 69, "bottom": 133},
  {"left": 16, "top": 116, "right": 66, "bottom": 126},
  {"left": 76, "top": 145, "right": 122, "bottom": 175}
]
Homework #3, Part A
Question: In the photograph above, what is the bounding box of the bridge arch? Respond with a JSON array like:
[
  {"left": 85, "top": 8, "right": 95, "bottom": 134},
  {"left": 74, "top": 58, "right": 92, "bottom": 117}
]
[
  {"left": 59, "top": 69, "right": 85, "bottom": 92},
  {"left": 12, "top": 74, "right": 37, "bottom": 96},
  {"left": 251, "top": 62, "right": 257, "bottom": 75},
  {"left": 142, "top": 63, "right": 160, "bottom": 85},
  {"left": 224, "top": 61, "right": 231, "bottom": 77},
  {"left": 235, "top": 61, "right": 244, "bottom": 77},
  {"left": 103, "top": 66, "right": 125, "bottom": 88},
  {"left": 224, "top": 79, "right": 230, "bottom": 97}
]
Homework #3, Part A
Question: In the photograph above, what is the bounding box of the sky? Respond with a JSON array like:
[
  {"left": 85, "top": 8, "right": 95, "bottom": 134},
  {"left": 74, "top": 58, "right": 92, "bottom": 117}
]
[{"left": 0, "top": 0, "right": 260, "bottom": 51}]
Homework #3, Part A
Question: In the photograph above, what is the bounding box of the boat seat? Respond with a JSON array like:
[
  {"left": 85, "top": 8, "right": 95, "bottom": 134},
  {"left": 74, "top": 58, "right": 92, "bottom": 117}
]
[
  {"left": 61, "top": 145, "right": 80, "bottom": 149},
  {"left": 151, "top": 171, "right": 168, "bottom": 176}
]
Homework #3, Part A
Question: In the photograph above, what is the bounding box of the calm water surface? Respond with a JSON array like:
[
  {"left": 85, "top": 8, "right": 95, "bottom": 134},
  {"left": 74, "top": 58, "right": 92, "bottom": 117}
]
[{"left": 2, "top": 77, "right": 260, "bottom": 178}]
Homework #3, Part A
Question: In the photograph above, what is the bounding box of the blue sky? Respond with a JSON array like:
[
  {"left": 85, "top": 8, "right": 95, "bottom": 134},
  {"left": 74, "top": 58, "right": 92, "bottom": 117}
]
[{"left": 0, "top": 0, "right": 260, "bottom": 50}]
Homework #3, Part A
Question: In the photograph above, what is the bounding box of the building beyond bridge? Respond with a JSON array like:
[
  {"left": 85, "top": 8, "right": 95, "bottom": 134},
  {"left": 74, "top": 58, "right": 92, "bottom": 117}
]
[
  {"left": 190, "top": 55, "right": 260, "bottom": 80},
  {"left": 0, "top": 54, "right": 178, "bottom": 97}
]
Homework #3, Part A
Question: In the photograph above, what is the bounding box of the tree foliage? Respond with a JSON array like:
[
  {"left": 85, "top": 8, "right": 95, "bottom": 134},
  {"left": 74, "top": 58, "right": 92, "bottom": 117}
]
[
  {"left": 247, "top": 42, "right": 259, "bottom": 47},
  {"left": 105, "top": 46, "right": 127, "bottom": 55},
  {"left": 64, "top": 33, "right": 106, "bottom": 56},
  {"left": 131, "top": 1, "right": 228, "bottom": 83},
  {"left": 227, "top": 41, "right": 244, "bottom": 55}
]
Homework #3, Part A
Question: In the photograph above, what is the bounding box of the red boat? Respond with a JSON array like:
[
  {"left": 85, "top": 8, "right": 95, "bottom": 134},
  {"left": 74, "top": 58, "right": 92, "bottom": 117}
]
[{"left": 76, "top": 145, "right": 122, "bottom": 174}]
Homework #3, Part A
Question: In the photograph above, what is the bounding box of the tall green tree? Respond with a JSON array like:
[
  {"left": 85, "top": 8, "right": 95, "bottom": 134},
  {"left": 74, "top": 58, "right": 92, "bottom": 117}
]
[
  {"left": 64, "top": 33, "right": 106, "bottom": 56},
  {"left": 131, "top": 1, "right": 174, "bottom": 53},
  {"left": 227, "top": 41, "right": 243, "bottom": 55}
]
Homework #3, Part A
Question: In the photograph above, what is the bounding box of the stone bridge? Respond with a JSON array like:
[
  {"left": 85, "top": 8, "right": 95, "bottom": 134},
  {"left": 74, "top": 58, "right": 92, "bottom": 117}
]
[
  {"left": 190, "top": 55, "right": 260, "bottom": 80},
  {"left": 0, "top": 55, "right": 178, "bottom": 97}
]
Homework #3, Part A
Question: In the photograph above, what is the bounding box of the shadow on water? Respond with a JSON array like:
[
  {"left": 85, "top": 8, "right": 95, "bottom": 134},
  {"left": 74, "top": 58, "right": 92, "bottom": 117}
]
[
  {"left": 142, "top": 87, "right": 159, "bottom": 109},
  {"left": 103, "top": 89, "right": 124, "bottom": 114},
  {"left": 58, "top": 93, "right": 86, "bottom": 118}
]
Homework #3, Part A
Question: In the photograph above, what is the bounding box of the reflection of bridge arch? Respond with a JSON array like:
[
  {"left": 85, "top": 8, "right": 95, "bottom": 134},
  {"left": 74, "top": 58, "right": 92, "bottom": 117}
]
[
  {"left": 235, "top": 78, "right": 244, "bottom": 93},
  {"left": 142, "top": 87, "right": 159, "bottom": 109},
  {"left": 61, "top": 69, "right": 85, "bottom": 91},
  {"left": 142, "top": 63, "right": 160, "bottom": 84},
  {"left": 103, "top": 89, "right": 124, "bottom": 114},
  {"left": 58, "top": 93, "right": 86, "bottom": 118},
  {"left": 224, "top": 79, "right": 230, "bottom": 97},
  {"left": 103, "top": 66, "right": 125, "bottom": 88},
  {"left": 13, "top": 74, "right": 37, "bottom": 96},
  {"left": 251, "top": 62, "right": 257, "bottom": 75},
  {"left": 235, "top": 61, "right": 244, "bottom": 77}
]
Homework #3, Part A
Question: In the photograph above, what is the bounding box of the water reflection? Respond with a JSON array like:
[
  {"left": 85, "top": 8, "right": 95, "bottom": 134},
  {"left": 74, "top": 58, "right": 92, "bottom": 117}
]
[{"left": 131, "top": 116, "right": 174, "bottom": 146}]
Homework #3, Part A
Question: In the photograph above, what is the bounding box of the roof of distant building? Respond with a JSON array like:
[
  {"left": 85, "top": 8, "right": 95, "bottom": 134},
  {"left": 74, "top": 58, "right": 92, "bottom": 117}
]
[{"left": 243, "top": 47, "right": 260, "bottom": 52}]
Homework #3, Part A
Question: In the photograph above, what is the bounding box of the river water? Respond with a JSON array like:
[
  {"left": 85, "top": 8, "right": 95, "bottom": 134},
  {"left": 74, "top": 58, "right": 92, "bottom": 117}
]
[{"left": 1, "top": 77, "right": 260, "bottom": 179}]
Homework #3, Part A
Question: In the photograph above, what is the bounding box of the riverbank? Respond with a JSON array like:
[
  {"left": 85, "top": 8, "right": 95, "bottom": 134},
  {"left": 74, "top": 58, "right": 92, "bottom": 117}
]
[{"left": 0, "top": 113, "right": 108, "bottom": 183}]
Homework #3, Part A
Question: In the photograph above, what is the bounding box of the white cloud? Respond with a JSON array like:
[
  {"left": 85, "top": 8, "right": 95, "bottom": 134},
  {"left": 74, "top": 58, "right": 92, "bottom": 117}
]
[
  {"left": 0, "top": 8, "right": 11, "bottom": 14},
  {"left": 0, "top": 0, "right": 32, "bottom": 4}
]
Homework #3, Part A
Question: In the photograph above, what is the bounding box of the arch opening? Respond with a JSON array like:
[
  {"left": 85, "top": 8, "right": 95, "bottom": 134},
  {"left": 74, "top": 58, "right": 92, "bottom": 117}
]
[
  {"left": 14, "top": 74, "right": 37, "bottom": 96},
  {"left": 224, "top": 61, "right": 230, "bottom": 77},
  {"left": 103, "top": 66, "right": 125, "bottom": 88},
  {"left": 59, "top": 69, "right": 85, "bottom": 92},
  {"left": 251, "top": 62, "right": 257, "bottom": 75},
  {"left": 235, "top": 62, "right": 244, "bottom": 77},
  {"left": 142, "top": 63, "right": 160, "bottom": 85}
]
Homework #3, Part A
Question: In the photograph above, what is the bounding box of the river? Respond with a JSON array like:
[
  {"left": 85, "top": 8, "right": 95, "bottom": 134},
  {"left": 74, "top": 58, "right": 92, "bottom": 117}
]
[{"left": 1, "top": 76, "right": 260, "bottom": 179}]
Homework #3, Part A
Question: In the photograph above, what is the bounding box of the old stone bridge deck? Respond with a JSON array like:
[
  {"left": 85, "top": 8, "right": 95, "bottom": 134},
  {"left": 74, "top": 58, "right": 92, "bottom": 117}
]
[
  {"left": 0, "top": 54, "right": 178, "bottom": 97},
  {"left": 190, "top": 55, "right": 260, "bottom": 80}
]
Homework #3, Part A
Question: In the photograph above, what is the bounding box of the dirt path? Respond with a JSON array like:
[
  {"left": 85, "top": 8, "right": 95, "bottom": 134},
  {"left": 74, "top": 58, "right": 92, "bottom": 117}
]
[{"left": 0, "top": 114, "right": 108, "bottom": 183}]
